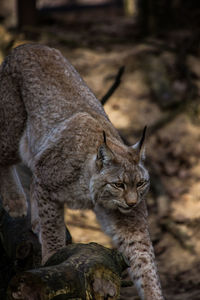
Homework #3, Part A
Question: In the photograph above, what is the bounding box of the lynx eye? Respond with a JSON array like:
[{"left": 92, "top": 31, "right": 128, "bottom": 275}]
[
  {"left": 112, "top": 182, "right": 125, "bottom": 189},
  {"left": 136, "top": 180, "right": 145, "bottom": 188}
]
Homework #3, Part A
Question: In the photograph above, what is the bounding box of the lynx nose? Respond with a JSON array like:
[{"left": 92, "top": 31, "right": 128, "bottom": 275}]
[{"left": 126, "top": 192, "right": 137, "bottom": 207}]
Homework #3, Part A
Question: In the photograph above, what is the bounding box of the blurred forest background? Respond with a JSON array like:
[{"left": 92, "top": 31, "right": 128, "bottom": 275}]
[{"left": 0, "top": 0, "right": 200, "bottom": 299}]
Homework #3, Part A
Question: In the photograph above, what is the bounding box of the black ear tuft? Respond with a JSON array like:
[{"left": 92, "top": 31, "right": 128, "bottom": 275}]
[
  {"left": 131, "top": 126, "right": 147, "bottom": 161},
  {"left": 138, "top": 126, "right": 147, "bottom": 150},
  {"left": 103, "top": 131, "right": 107, "bottom": 144}
]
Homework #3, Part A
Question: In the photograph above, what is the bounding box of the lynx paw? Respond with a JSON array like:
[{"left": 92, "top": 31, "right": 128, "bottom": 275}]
[{"left": 3, "top": 194, "right": 28, "bottom": 218}]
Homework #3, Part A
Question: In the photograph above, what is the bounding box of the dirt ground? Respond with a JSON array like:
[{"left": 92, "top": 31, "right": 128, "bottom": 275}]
[{"left": 1, "top": 5, "right": 200, "bottom": 299}]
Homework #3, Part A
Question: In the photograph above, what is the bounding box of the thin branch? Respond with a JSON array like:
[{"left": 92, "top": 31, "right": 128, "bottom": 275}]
[{"left": 101, "top": 66, "right": 125, "bottom": 105}]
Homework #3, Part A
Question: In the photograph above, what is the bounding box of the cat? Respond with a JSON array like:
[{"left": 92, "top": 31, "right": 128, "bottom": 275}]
[{"left": 0, "top": 44, "right": 164, "bottom": 300}]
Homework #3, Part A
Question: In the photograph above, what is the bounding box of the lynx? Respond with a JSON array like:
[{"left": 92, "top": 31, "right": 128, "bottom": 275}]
[{"left": 0, "top": 44, "right": 164, "bottom": 300}]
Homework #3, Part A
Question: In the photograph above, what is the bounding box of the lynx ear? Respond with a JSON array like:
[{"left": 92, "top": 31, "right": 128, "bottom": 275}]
[
  {"left": 96, "top": 131, "right": 114, "bottom": 170},
  {"left": 131, "top": 126, "right": 147, "bottom": 161}
]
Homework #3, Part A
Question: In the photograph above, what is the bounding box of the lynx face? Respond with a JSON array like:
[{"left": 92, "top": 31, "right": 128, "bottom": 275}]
[
  {"left": 90, "top": 131, "right": 150, "bottom": 213},
  {"left": 90, "top": 161, "right": 149, "bottom": 213}
]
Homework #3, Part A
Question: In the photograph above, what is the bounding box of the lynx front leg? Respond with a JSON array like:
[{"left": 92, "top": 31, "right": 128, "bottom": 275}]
[
  {"left": 95, "top": 202, "right": 164, "bottom": 300},
  {"left": 31, "top": 180, "right": 66, "bottom": 265},
  {"left": 0, "top": 166, "right": 27, "bottom": 217}
]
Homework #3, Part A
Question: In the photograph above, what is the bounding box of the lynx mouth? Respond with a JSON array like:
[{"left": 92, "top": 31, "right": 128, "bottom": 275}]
[{"left": 118, "top": 205, "right": 133, "bottom": 214}]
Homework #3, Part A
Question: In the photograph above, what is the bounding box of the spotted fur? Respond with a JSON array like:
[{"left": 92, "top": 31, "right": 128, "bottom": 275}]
[{"left": 0, "top": 44, "right": 164, "bottom": 299}]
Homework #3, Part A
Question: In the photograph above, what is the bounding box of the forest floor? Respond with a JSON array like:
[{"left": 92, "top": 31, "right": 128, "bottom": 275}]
[{"left": 1, "top": 5, "right": 200, "bottom": 300}]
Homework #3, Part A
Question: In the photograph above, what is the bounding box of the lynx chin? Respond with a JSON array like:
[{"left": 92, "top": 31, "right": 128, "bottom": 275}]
[{"left": 0, "top": 44, "right": 164, "bottom": 300}]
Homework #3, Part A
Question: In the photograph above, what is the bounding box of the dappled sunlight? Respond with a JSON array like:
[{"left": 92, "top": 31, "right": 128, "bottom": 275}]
[
  {"left": 65, "top": 208, "right": 112, "bottom": 247},
  {"left": 172, "top": 182, "right": 200, "bottom": 220}
]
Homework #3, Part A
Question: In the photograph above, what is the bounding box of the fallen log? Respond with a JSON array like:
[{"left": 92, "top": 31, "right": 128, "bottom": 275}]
[{"left": 8, "top": 243, "right": 128, "bottom": 300}]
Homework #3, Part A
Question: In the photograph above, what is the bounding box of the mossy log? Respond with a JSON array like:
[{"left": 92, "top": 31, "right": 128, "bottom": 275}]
[{"left": 8, "top": 243, "right": 128, "bottom": 300}]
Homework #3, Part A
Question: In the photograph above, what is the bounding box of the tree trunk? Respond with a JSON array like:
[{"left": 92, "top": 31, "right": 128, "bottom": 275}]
[
  {"left": 123, "top": 0, "right": 138, "bottom": 17},
  {"left": 17, "top": 0, "right": 37, "bottom": 28},
  {"left": 137, "top": 0, "right": 174, "bottom": 36}
]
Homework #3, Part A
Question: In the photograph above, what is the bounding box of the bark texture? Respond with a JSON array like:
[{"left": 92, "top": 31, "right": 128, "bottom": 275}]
[{"left": 8, "top": 243, "right": 128, "bottom": 300}]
